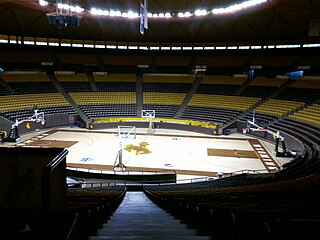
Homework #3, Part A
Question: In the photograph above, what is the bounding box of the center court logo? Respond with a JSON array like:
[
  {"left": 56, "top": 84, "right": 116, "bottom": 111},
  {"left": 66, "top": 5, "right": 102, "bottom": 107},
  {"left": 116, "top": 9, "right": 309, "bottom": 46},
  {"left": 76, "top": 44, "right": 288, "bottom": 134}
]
[{"left": 124, "top": 142, "right": 152, "bottom": 155}]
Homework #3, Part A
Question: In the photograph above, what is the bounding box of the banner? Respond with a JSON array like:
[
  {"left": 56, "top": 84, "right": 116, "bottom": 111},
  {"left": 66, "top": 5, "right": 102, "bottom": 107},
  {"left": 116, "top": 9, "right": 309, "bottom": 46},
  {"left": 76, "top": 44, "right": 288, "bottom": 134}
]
[
  {"left": 140, "top": 2, "right": 144, "bottom": 34},
  {"left": 144, "top": 0, "right": 148, "bottom": 29}
]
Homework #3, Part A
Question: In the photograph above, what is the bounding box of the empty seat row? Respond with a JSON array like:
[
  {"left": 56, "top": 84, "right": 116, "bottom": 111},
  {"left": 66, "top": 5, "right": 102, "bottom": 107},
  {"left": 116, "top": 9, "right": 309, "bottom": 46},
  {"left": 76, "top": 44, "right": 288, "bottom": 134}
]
[
  {"left": 254, "top": 99, "right": 304, "bottom": 118},
  {"left": 181, "top": 106, "right": 241, "bottom": 124},
  {"left": 189, "top": 94, "right": 260, "bottom": 111},
  {"left": 70, "top": 92, "right": 136, "bottom": 105},
  {"left": 142, "top": 104, "right": 179, "bottom": 118}
]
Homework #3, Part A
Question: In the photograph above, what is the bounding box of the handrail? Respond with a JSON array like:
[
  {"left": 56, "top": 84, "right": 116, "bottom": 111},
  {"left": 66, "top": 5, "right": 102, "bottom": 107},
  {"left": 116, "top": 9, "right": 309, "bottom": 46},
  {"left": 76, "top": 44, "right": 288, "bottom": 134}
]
[
  {"left": 42, "top": 148, "right": 69, "bottom": 211},
  {"left": 230, "top": 169, "right": 270, "bottom": 175},
  {"left": 71, "top": 168, "right": 273, "bottom": 188},
  {"left": 78, "top": 179, "right": 178, "bottom": 188},
  {"left": 65, "top": 213, "right": 79, "bottom": 240},
  {"left": 49, "top": 149, "right": 69, "bottom": 170},
  {"left": 67, "top": 166, "right": 176, "bottom": 175}
]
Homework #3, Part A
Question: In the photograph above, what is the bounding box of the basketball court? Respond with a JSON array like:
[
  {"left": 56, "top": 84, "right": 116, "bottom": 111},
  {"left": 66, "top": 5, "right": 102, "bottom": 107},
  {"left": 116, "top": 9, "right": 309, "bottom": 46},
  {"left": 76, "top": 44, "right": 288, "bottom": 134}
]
[{"left": 3, "top": 126, "right": 292, "bottom": 181}]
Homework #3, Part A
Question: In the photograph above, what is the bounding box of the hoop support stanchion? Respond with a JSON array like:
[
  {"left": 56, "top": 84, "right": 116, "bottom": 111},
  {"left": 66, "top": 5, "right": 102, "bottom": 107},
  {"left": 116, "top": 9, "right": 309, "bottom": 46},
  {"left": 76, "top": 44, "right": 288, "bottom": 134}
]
[
  {"left": 114, "top": 141, "right": 125, "bottom": 171},
  {"left": 142, "top": 110, "right": 155, "bottom": 135},
  {"left": 147, "top": 117, "right": 155, "bottom": 134},
  {"left": 242, "top": 112, "right": 296, "bottom": 158},
  {"left": 114, "top": 126, "right": 136, "bottom": 171},
  {"left": 2, "top": 108, "right": 45, "bottom": 142}
]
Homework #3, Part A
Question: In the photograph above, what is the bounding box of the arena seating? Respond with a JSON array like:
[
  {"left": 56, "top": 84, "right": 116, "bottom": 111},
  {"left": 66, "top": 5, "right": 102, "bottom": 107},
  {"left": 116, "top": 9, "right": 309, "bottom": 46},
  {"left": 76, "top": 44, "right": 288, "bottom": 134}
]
[
  {"left": 197, "top": 75, "right": 246, "bottom": 95},
  {"left": 143, "top": 171, "right": 320, "bottom": 240},
  {"left": 253, "top": 99, "right": 305, "bottom": 118},
  {"left": 275, "top": 78, "right": 320, "bottom": 103},
  {"left": 143, "top": 92, "right": 186, "bottom": 118},
  {"left": 180, "top": 106, "right": 242, "bottom": 124},
  {"left": 0, "top": 93, "right": 73, "bottom": 121},
  {"left": 1, "top": 72, "right": 58, "bottom": 94},
  {"left": 0, "top": 64, "right": 319, "bottom": 240},
  {"left": 66, "top": 186, "right": 126, "bottom": 239},
  {"left": 56, "top": 73, "right": 93, "bottom": 92},
  {"left": 1, "top": 3, "right": 320, "bottom": 238},
  {"left": 94, "top": 73, "right": 136, "bottom": 92},
  {"left": 142, "top": 74, "right": 194, "bottom": 118},
  {"left": 0, "top": 82, "right": 12, "bottom": 95},
  {"left": 65, "top": 73, "right": 138, "bottom": 118},
  {"left": 240, "top": 76, "right": 287, "bottom": 98},
  {"left": 188, "top": 94, "right": 260, "bottom": 111},
  {"left": 5, "top": 185, "right": 126, "bottom": 240},
  {"left": 289, "top": 103, "right": 320, "bottom": 127},
  {"left": 72, "top": 92, "right": 137, "bottom": 118}
]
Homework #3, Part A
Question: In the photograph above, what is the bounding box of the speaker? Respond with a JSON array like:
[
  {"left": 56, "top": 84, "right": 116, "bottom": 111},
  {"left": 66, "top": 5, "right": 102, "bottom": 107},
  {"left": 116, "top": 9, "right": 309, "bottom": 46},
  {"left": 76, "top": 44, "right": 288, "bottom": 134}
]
[
  {"left": 47, "top": 14, "right": 81, "bottom": 27},
  {"left": 56, "top": 15, "right": 65, "bottom": 26},
  {"left": 47, "top": 15, "right": 56, "bottom": 25},
  {"left": 64, "top": 15, "right": 72, "bottom": 26},
  {"left": 70, "top": 16, "right": 80, "bottom": 26}
]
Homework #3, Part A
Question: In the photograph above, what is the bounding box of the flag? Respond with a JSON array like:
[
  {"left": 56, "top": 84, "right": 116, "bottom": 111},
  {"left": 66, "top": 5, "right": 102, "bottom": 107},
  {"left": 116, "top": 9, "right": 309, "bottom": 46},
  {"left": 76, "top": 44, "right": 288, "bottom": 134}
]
[
  {"left": 140, "top": 2, "right": 144, "bottom": 34},
  {"left": 144, "top": 0, "right": 148, "bottom": 29}
]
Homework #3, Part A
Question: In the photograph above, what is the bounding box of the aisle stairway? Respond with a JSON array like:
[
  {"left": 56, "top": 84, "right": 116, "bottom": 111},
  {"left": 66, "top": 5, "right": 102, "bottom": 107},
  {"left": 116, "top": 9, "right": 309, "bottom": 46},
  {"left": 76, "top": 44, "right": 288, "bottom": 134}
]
[{"left": 89, "top": 191, "right": 211, "bottom": 240}]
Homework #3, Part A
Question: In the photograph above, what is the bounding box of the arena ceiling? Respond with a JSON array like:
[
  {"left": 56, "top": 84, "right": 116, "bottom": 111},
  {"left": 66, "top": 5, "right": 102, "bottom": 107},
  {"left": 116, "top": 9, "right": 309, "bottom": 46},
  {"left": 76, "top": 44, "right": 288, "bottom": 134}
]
[{"left": 0, "top": 0, "right": 319, "bottom": 44}]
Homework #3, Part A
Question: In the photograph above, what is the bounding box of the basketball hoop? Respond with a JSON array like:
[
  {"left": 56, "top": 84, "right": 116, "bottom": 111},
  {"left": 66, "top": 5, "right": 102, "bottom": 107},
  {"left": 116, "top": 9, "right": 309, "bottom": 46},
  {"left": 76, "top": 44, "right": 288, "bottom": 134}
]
[
  {"left": 2, "top": 108, "right": 45, "bottom": 142},
  {"left": 114, "top": 126, "right": 136, "bottom": 172},
  {"left": 141, "top": 110, "right": 156, "bottom": 118},
  {"left": 117, "top": 126, "right": 136, "bottom": 140}
]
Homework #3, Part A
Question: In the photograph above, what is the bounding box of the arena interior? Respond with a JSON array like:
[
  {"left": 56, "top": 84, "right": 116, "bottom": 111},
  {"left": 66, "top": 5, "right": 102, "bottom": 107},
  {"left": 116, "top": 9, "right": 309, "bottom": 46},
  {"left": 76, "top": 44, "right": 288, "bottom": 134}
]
[{"left": 0, "top": 0, "right": 320, "bottom": 240}]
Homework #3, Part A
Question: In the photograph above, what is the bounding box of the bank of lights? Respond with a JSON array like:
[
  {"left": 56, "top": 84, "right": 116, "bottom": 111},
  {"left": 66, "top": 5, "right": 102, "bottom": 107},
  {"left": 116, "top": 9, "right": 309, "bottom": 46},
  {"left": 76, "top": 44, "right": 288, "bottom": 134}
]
[
  {"left": 90, "top": 8, "right": 171, "bottom": 19},
  {"left": 212, "top": 0, "right": 268, "bottom": 15},
  {"left": 39, "top": 0, "right": 268, "bottom": 19}
]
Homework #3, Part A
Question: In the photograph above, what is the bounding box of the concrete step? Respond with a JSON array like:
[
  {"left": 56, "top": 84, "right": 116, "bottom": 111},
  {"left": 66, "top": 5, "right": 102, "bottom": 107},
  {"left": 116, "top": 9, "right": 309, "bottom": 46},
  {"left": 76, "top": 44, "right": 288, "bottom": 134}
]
[
  {"left": 105, "top": 215, "right": 180, "bottom": 224},
  {"left": 89, "top": 236, "right": 211, "bottom": 240},
  {"left": 113, "top": 208, "right": 174, "bottom": 215},
  {"left": 89, "top": 191, "right": 210, "bottom": 240},
  {"left": 96, "top": 228, "right": 199, "bottom": 236},
  {"left": 102, "top": 222, "right": 190, "bottom": 229}
]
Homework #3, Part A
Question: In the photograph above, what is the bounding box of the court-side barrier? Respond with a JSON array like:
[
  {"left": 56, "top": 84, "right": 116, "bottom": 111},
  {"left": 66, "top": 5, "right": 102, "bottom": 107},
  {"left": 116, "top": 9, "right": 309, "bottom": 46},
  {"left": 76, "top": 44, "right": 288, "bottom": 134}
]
[
  {"left": 92, "top": 117, "right": 220, "bottom": 135},
  {"left": 66, "top": 167, "right": 177, "bottom": 186},
  {"left": 6, "top": 114, "right": 219, "bottom": 140},
  {"left": 94, "top": 117, "right": 217, "bottom": 129},
  {"left": 66, "top": 167, "right": 271, "bottom": 188}
]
